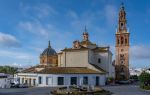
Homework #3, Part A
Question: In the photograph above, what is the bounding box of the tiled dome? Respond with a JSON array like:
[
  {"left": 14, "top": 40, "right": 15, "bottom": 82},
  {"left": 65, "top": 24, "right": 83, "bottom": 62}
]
[{"left": 40, "top": 41, "right": 56, "bottom": 56}]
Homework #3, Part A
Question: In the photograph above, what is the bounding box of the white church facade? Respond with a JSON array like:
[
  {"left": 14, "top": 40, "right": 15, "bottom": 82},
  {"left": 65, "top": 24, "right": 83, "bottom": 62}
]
[{"left": 15, "top": 29, "right": 115, "bottom": 87}]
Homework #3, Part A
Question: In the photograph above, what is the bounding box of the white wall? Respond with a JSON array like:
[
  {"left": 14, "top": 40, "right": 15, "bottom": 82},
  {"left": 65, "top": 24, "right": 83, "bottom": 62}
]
[
  {"left": 0, "top": 78, "right": 11, "bottom": 88},
  {"left": 37, "top": 74, "right": 106, "bottom": 87},
  {"left": 88, "top": 50, "right": 115, "bottom": 78},
  {"left": 16, "top": 73, "right": 106, "bottom": 87},
  {"left": 58, "top": 49, "right": 115, "bottom": 79},
  {"left": 58, "top": 50, "right": 89, "bottom": 67},
  {"left": 0, "top": 74, "right": 13, "bottom": 88},
  {"left": 16, "top": 73, "right": 38, "bottom": 86}
]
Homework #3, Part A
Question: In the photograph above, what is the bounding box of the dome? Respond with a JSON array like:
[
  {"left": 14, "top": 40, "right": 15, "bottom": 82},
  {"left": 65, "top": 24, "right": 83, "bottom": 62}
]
[{"left": 40, "top": 41, "right": 57, "bottom": 56}]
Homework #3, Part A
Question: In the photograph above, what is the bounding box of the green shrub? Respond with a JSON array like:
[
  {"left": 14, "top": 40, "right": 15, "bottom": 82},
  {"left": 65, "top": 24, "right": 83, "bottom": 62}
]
[
  {"left": 0, "top": 66, "right": 17, "bottom": 74},
  {"left": 139, "top": 71, "right": 150, "bottom": 90},
  {"left": 144, "top": 86, "right": 150, "bottom": 90},
  {"left": 139, "top": 72, "right": 150, "bottom": 83}
]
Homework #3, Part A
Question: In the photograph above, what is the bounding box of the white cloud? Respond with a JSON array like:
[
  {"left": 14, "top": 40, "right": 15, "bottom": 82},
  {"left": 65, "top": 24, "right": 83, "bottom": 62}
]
[
  {"left": 68, "top": 10, "right": 102, "bottom": 31},
  {"left": 35, "top": 3, "right": 58, "bottom": 18},
  {"left": 108, "top": 45, "right": 150, "bottom": 60},
  {"left": 67, "top": 10, "right": 78, "bottom": 19},
  {"left": 30, "top": 47, "right": 43, "bottom": 53},
  {"left": 104, "top": 4, "right": 117, "bottom": 25},
  {"left": 11, "top": 62, "right": 22, "bottom": 67},
  {"left": 20, "top": 2, "right": 58, "bottom": 19},
  {"left": 18, "top": 21, "right": 49, "bottom": 37},
  {"left": 0, "top": 32, "right": 21, "bottom": 47},
  {"left": 0, "top": 49, "right": 36, "bottom": 60},
  {"left": 130, "top": 45, "right": 150, "bottom": 59}
]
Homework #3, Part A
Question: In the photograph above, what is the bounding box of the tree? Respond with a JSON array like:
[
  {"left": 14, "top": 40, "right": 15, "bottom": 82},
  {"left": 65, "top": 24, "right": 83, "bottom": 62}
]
[
  {"left": 0, "top": 66, "right": 18, "bottom": 74},
  {"left": 139, "top": 72, "right": 150, "bottom": 86}
]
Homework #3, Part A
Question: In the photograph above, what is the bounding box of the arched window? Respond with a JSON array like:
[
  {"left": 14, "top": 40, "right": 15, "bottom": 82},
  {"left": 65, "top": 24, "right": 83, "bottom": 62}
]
[
  {"left": 120, "top": 54, "right": 124, "bottom": 60},
  {"left": 121, "top": 67, "right": 124, "bottom": 72},
  {"left": 125, "top": 39, "right": 127, "bottom": 44},
  {"left": 120, "top": 23, "right": 124, "bottom": 29},
  {"left": 121, "top": 37, "right": 124, "bottom": 44},
  {"left": 118, "top": 39, "right": 120, "bottom": 44}
]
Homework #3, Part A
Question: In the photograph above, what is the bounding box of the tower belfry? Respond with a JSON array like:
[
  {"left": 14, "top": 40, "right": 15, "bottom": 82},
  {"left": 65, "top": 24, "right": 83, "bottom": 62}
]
[
  {"left": 118, "top": 3, "right": 127, "bottom": 32},
  {"left": 115, "top": 3, "right": 130, "bottom": 80},
  {"left": 83, "top": 26, "right": 89, "bottom": 41}
]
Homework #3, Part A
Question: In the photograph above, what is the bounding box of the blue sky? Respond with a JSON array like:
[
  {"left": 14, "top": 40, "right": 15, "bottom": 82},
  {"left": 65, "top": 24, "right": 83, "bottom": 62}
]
[{"left": 0, "top": 0, "right": 149, "bottom": 68}]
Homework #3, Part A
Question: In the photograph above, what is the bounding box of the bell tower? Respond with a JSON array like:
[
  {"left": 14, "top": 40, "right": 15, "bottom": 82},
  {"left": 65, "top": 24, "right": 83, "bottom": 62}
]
[
  {"left": 115, "top": 3, "right": 130, "bottom": 80},
  {"left": 82, "top": 26, "right": 89, "bottom": 41}
]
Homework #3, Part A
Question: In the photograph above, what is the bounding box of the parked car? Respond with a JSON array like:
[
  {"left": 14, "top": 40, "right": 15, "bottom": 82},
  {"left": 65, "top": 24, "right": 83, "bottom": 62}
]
[
  {"left": 19, "top": 83, "right": 28, "bottom": 88},
  {"left": 116, "top": 80, "right": 131, "bottom": 84},
  {"left": 10, "top": 83, "right": 19, "bottom": 88}
]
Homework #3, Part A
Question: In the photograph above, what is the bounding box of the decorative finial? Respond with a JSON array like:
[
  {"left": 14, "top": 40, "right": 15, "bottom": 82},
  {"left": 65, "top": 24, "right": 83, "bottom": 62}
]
[
  {"left": 82, "top": 25, "right": 89, "bottom": 41},
  {"left": 121, "top": 2, "right": 124, "bottom": 9},
  {"left": 121, "top": 2, "right": 124, "bottom": 6},
  {"left": 85, "top": 25, "right": 87, "bottom": 32},
  {"left": 48, "top": 40, "right": 51, "bottom": 48}
]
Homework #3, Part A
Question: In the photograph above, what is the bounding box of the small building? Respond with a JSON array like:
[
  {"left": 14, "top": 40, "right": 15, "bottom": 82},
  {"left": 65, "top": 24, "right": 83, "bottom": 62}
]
[
  {"left": 0, "top": 73, "right": 13, "bottom": 88},
  {"left": 16, "top": 67, "right": 106, "bottom": 87}
]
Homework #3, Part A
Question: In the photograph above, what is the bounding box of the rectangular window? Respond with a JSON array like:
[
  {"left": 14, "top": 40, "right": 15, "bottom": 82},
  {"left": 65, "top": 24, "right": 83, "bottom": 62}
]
[
  {"left": 83, "top": 76, "right": 88, "bottom": 85},
  {"left": 38, "top": 76, "right": 42, "bottom": 84},
  {"left": 18, "top": 78, "right": 20, "bottom": 84},
  {"left": 58, "top": 77, "right": 64, "bottom": 85},
  {"left": 98, "top": 58, "right": 101, "bottom": 63},
  {"left": 29, "top": 78, "right": 31, "bottom": 85},
  {"left": 46, "top": 77, "right": 48, "bottom": 85},
  {"left": 33, "top": 79, "right": 36, "bottom": 86},
  {"left": 70, "top": 77, "right": 77, "bottom": 85},
  {"left": 22, "top": 78, "right": 24, "bottom": 84},
  {"left": 96, "top": 76, "right": 99, "bottom": 86},
  {"left": 25, "top": 80, "right": 27, "bottom": 84}
]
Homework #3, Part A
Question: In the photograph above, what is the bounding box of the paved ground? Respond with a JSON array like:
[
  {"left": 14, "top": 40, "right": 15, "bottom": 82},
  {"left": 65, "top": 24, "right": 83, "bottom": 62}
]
[
  {"left": 102, "top": 85, "right": 150, "bottom": 95},
  {"left": 0, "top": 87, "right": 56, "bottom": 95},
  {"left": 0, "top": 85, "right": 149, "bottom": 95}
]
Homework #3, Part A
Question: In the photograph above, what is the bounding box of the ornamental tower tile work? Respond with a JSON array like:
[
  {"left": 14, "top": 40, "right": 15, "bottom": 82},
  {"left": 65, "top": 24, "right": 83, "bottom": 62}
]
[{"left": 115, "top": 3, "right": 130, "bottom": 80}]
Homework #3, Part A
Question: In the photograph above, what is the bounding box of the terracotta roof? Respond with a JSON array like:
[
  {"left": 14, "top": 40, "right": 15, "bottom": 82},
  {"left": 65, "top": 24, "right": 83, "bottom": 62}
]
[
  {"left": 91, "top": 64, "right": 107, "bottom": 73},
  {"left": 60, "top": 46, "right": 110, "bottom": 53},
  {"left": 21, "top": 65, "right": 47, "bottom": 73},
  {"left": 21, "top": 67, "right": 36, "bottom": 73},
  {"left": 39, "top": 67, "right": 105, "bottom": 74},
  {"left": 61, "top": 47, "right": 89, "bottom": 51},
  {"left": 22, "top": 67, "right": 105, "bottom": 74},
  {"left": 80, "top": 40, "right": 96, "bottom": 46},
  {"left": 93, "top": 47, "right": 109, "bottom": 52}
]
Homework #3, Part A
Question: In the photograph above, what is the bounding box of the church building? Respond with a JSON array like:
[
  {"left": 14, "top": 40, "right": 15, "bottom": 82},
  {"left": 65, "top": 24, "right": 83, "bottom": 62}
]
[
  {"left": 15, "top": 28, "right": 115, "bottom": 87},
  {"left": 13, "top": 4, "right": 133, "bottom": 87}
]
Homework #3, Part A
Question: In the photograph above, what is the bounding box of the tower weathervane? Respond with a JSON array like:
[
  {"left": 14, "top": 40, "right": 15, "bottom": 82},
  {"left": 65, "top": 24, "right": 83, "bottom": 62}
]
[{"left": 48, "top": 40, "right": 51, "bottom": 48}]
